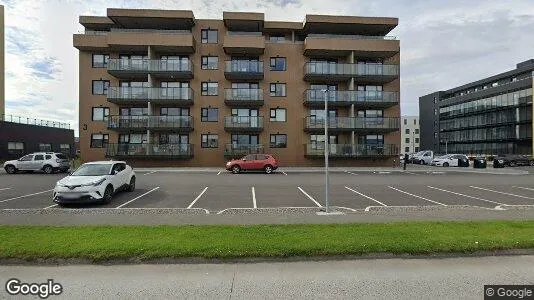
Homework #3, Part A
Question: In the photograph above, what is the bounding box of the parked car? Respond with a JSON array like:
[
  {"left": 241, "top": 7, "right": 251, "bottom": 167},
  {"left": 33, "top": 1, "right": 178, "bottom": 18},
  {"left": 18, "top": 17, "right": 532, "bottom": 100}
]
[
  {"left": 3, "top": 152, "right": 70, "bottom": 174},
  {"left": 493, "top": 154, "right": 534, "bottom": 167},
  {"left": 412, "top": 150, "right": 434, "bottom": 165},
  {"left": 53, "top": 161, "right": 136, "bottom": 205},
  {"left": 430, "top": 154, "right": 469, "bottom": 167},
  {"left": 226, "top": 154, "right": 279, "bottom": 174}
]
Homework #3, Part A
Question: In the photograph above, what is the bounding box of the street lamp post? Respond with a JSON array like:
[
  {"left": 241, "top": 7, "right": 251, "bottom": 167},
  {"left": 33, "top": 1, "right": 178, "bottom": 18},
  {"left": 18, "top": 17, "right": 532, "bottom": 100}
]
[{"left": 323, "top": 89, "right": 330, "bottom": 213}]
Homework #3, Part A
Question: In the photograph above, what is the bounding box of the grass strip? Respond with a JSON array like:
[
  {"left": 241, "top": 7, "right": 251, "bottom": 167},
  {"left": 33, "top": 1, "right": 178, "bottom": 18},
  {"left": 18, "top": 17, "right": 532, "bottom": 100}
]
[{"left": 1, "top": 221, "right": 534, "bottom": 262}]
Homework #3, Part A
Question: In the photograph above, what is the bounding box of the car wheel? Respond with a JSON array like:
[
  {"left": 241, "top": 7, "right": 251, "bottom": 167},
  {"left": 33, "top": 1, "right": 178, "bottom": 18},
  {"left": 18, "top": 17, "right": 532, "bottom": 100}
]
[
  {"left": 61, "top": 168, "right": 69, "bottom": 173},
  {"left": 5, "top": 165, "right": 17, "bottom": 174},
  {"left": 530, "top": 161, "right": 534, "bottom": 167},
  {"left": 231, "top": 165, "right": 241, "bottom": 174},
  {"left": 443, "top": 162, "right": 449, "bottom": 167},
  {"left": 43, "top": 165, "right": 53, "bottom": 174},
  {"left": 102, "top": 185, "right": 114, "bottom": 204},
  {"left": 264, "top": 165, "right": 273, "bottom": 174},
  {"left": 127, "top": 176, "right": 136, "bottom": 192},
  {"left": 419, "top": 160, "right": 424, "bottom": 165}
]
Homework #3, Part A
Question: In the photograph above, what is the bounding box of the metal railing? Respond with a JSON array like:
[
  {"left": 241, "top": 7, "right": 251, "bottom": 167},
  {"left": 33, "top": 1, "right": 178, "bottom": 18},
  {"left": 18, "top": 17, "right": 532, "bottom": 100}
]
[
  {"left": 307, "top": 34, "right": 397, "bottom": 40},
  {"left": 107, "top": 59, "right": 193, "bottom": 73},
  {"left": 304, "top": 62, "right": 399, "bottom": 76},
  {"left": 224, "top": 144, "right": 265, "bottom": 156},
  {"left": 224, "top": 116, "right": 264, "bottom": 129},
  {"left": 224, "top": 89, "right": 264, "bottom": 101},
  {"left": 304, "top": 117, "right": 399, "bottom": 130},
  {"left": 106, "top": 143, "right": 194, "bottom": 157},
  {"left": 304, "top": 90, "right": 399, "bottom": 104},
  {"left": 305, "top": 144, "right": 399, "bottom": 157},
  {"left": 225, "top": 61, "right": 264, "bottom": 73},
  {"left": 1, "top": 114, "right": 70, "bottom": 129},
  {"left": 107, "top": 87, "right": 194, "bottom": 102},
  {"left": 107, "top": 115, "right": 193, "bottom": 130}
]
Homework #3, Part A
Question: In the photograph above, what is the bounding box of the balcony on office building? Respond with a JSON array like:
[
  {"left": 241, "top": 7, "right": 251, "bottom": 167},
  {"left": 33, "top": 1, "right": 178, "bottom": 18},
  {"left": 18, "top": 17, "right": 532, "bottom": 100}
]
[
  {"left": 304, "top": 62, "right": 399, "bottom": 83},
  {"left": 224, "top": 144, "right": 265, "bottom": 158},
  {"left": 224, "top": 60, "right": 264, "bottom": 81},
  {"left": 303, "top": 90, "right": 399, "bottom": 108},
  {"left": 107, "top": 59, "right": 193, "bottom": 80},
  {"left": 107, "top": 87, "right": 194, "bottom": 105},
  {"left": 224, "top": 88, "right": 264, "bottom": 107},
  {"left": 107, "top": 115, "right": 193, "bottom": 132},
  {"left": 304, "top": 116, "right": 400, "bottom": 133},
  {"left": 304, "top": 143, "right": 399, "bottom": 158},
  {"left": 105, "top": 143, "right": 194, "bottom": 159},
  {"left": 224, "top": 116, "right": 264, "bottom": 133}
]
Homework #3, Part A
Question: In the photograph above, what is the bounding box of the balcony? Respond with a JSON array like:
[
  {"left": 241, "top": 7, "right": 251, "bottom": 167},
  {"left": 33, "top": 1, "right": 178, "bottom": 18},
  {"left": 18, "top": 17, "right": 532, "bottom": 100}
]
[
  {"left": 304, "top": 144, "right": 399, "bottom": 158},
  {"left": 304, "top": 34, "right": 399, "bottom": 58},
  {"left": 106, "top": 143, "right": 194, "bottom": 159},
  {"left": 223, "top": 32, "right": 265, "bottom": 55},
  {"left": 73, "top": 32, "right": 108, "bottom": 51},
  {"left": 224, "top": 61, "right": 264, "bottom": 81},
  {"left": 106, "top": 29, "right": 196, "bottom": 53},
  {"left": 224, "top": 116, "right": 264, "bottom": 133},
  {"left": 107, "top": 59, "right": 193, "bottom": 80},
  {"left": 224, "top": 144, "right": 265, "bottom": 158},
  {"left": 224, "top": 88, "right": 264, "bottom": 107},
  {"left": 304, "top": 62, "right": 399, "bottom": 83},
  {"left": 107, "top": 115, "right": 193, "bottom": 132},
  {"left": 107, "top": 87, "right": 194, "bottom": 105},
  {"left": 304, "top": 117, "right": 399, "bottom": 133},
  {"left": 303, "top": 90, "right": 399, "bottom": 108}
]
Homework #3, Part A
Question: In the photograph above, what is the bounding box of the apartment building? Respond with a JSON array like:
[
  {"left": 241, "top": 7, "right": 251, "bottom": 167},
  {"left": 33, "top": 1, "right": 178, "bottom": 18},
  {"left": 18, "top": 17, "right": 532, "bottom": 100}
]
[
  {"left": 420, "top": 59, "right": 534, "bottom": 155},
  {"left": 73, "top": 9, "right": 401, "bottom": 167},
  {"left": 400, "top": 116, "right": 419, "bottom": 154}
]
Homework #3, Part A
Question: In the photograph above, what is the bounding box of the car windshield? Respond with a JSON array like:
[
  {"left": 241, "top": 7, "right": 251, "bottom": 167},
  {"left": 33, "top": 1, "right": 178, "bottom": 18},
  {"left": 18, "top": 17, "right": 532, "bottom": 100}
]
[
  {"left": 71, "top": 164, "right": 111, "bottom": 176},
  {"left": 55, "top": 154, "right": 68, "bottom": 159}
]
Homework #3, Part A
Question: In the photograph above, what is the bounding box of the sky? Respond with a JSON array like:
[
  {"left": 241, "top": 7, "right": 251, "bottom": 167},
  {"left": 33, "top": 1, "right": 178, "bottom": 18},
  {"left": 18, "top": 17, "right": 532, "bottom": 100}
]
[{"left": 1, "top": 0, "right": 534, "bottom": 136}]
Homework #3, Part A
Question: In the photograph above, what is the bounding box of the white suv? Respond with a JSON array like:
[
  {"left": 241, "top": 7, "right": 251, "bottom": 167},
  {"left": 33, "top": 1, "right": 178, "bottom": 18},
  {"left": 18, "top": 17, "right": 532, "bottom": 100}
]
[{"left": 3, "top": 152, "right": 71, "bottom": 174}]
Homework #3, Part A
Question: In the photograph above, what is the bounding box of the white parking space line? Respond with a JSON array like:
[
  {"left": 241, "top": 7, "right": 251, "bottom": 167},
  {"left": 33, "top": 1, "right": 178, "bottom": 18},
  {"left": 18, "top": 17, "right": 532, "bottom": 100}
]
[
  {"left": 513, "top": 186, "right": 534, "bottom": 192},
  {"left": 281, "top": 171, "right": 288, "bottom": 176},
  {"left": 187, "top": 187, "right": 208, "bottom": 209},
  {"left": 470, "top": 186, "right": 534, "bottom": 200},
  {"left": 427, "top": 186, "right": 504, "bottom": 205},
  {"left": 115, "top": 187, "right": 160, "bottom": 209},
  {"left": 0, "top": 189, "right": 53, "bottom": 203},
  {"left": 388, "top": 186, "right": 447, "bottom": 206},
  {"left": 0, "top": 187, "right": 11, "bottom": 191},
  {"left": 345, "top": 171, "right": 358, "bottom": 176},
  {"left": 297, "top": 187, "right": 322, "bottom": 207},
  {"left": 344, "top": 186, "right": 387, "bottom": 207},
  {"left": 252, "top": 186, "right": 257, "bottom": 208},
  {"left": 143, "top": 171, "right": 157, "bottom": 175},
  {"left": 43, "top": 204, "right": 58, "bottom": 209},
  {"left": 217, "top": 171, "right": 222, "bottom": 176}
]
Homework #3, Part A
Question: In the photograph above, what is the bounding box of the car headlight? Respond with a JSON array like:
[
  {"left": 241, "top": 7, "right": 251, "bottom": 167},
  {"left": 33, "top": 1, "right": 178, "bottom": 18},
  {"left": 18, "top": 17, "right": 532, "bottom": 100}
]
[{"left": 80, "top": 178, "right": 106, "bottom": 187}]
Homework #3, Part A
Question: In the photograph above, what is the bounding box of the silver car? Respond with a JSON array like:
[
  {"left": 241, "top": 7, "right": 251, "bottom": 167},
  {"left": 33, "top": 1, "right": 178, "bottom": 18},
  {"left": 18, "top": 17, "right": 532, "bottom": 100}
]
[{"left": 3, "top": 152, "right": 71, "bottom": 174}]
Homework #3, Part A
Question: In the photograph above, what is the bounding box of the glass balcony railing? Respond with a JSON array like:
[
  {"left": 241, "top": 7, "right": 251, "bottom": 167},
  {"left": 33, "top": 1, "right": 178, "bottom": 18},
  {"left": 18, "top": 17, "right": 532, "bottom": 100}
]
[
  {"left": 304, "top": 117, "right": 399, "bottom": 131},
  {"left": 304, "top": 90, "right": 399, "bottom": 105},
  {"left": 106, "top": 143, "right": 194, "bottom": 158},
  {"left": 224, "top": 116, "right": 264, "bottom": 130},
  {"left": 225, "top": 61, "right": 264, "bottom": 74},
  {"left": 304, "top": 63, "right": 399, "bottom": 77},
  {"left": 307, "top": 34, "right": 397, "bottom": 40},
  {"left": 224, "top": 89, "right": 264, "bottom": 102},
  {"left": 305, "top": 144, "right": 399, "bottom": 157},
  {"left": 107, "top": 87, "right": 194, "bottom": 103},
  {"left": 107, "top": 115, "right": 193, "bottom": 130},
  {"left": 107, "top": 59, "right": 193, "bottom": 73},
  {"left": 224, "top": 144, "right": 265, "bottom": 157}
]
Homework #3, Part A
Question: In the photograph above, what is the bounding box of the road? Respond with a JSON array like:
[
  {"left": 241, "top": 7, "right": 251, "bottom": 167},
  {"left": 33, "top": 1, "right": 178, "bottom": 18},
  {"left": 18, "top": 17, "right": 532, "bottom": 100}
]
[{"left": 2, "top": 255, "right": 533, "bottom": 299}]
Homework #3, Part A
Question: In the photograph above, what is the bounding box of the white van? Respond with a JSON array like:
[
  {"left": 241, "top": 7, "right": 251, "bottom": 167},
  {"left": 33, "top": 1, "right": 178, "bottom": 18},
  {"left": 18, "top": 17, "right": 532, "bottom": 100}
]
[{"left": 412, "top": 150, "right": 434, "bottom": 165}]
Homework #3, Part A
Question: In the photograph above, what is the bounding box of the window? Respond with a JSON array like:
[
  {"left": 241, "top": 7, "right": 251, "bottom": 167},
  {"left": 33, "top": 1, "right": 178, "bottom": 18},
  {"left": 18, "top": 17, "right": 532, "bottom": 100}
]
[
  {"left": 270, "top": 83, "right": 286, "bottom": 97},
  {"left": 92, "top": 80, "right": 109, "bottom": 95},
  {"left": 405, "top": 147, "right": 410, "bottom": 153},
  {"left": 415, "top": 129, "right": 419, "bottom": 134},
  {"left": 405, "top": 129, "right": 410, "bottom": 134},
  {"left": 201, "top": 82, "right": 218, "bottom": 96},
  {"left": 38, "top": 143, "right": 52, "bottom": 152},
  {"left": 8, "top": 142, "right": 24, "bottom": 154},
  {"left": 201, "top": 29, "right": 218, "bottom": 44},
  {"left": 404, "top": 119, "right": 407, "bottom": 125},
  {"left": 60, "top": 144, "right": 70, "bottom": 154},
  {"left": 415, "top": 147, "right": 419, "bottom": 152},
  {"left": 45, "top": 155, "right": 52, "bottom": 160},
  {"left": 270, "top": 57, "right": 286, "bottom": 71},
  {"left": 92, "top": 107, "right": 110, "bottom": 121},
  {"left": 201, "top": 56, "right": 218, "bottom": 70},
  {"left": 270, "top": 134, "right": 287, "bottom": 148},
  {"left": 19, "top": 155, "right": 33, "bottom": 161},
  {"left": 34, "top": 154, "right": 44, "bottom": 161},
  {"left": 201, "top": 134, "right": 218, "bottom": 148},
  {"left": 405, "top": 138, "right": 410, "bottom": 144},
  {"left": 414, "top": 119, "right": 416, "bottom": 125},
  {"left": 90, "top": 134, "right": 109, "bottom": 148},
  {"left": 415, "top": 138, "right": 420, "bottom": 143},
  {"left": 269, "top": 35, "right": 285, "bottom": 43},
  {"left": 201, "top": 108, "right": 218, "bottom": 122},
  {"left": 92, "top": 54, "right": 109, "bottom": 68},
  {"left": 270, "top": 108, "right": 286, "bottom": 122}
]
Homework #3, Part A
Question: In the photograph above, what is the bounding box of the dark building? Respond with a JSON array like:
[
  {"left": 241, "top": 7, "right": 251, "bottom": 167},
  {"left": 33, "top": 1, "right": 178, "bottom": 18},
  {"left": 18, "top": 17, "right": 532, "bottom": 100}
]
[
  {"left": 0, "top": 115, "right": 75, "bottom": 161},
  {"left": 419, "top": 59, "right": 534, "bottom": 155}
]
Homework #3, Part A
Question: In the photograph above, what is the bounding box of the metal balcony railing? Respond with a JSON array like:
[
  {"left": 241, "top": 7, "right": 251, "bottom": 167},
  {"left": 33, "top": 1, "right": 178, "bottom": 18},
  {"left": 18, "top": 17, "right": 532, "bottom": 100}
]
[
  {"left": 106, "top": 143, "right": 194, "bottom": 158},
  {"left": 107, "top": 59, "right": 193, "bottom": 73},
  {"left": 107, "top": 115, "right": 193, "bottom": 130},
  {"left": 1, "top": 114, "right": 71, "bottom": 129},
  {"left": 107, "top": 87, "right": 194, "bottom": 102},
  {"left": 305, "top": 144, "right": 399, "bottom": 157},
  {"left": 304, "top": 117, "right": 399, "bottom": 131},
  {"left": 224, "top": 116, "right": 264, "bottom": 130},
  {"left": 304, "top": 90, "right": 399, "bottom": 105},
  {"left": 304, "top": 63, "right": 399, "bottom": 76},
  {"left": 224, "top": 144, "right": 265, "bottom": 157}
]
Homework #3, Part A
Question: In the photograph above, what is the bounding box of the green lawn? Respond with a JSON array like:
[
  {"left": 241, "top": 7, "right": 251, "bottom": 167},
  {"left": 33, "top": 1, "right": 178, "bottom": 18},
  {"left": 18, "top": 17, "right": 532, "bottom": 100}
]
[{"left": 1, "top": 221, "right": 533, "bottom": 262}]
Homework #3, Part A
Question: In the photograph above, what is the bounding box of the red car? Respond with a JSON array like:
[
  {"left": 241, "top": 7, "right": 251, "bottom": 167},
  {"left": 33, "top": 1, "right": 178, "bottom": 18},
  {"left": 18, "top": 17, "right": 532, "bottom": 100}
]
[{"left": 226, "top": 154, "right": 279, "bottom": 174}]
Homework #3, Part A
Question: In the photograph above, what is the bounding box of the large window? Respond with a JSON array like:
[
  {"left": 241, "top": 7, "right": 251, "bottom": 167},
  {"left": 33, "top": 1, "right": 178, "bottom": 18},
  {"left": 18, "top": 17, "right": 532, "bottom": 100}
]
[
  {"left": 405, "top": 129, "right": 410, "bottom": 134},
  {"left": 92, "top": 107, "right": 110, "bottom": 121},
  {"left": 415, "top": 129, "right": 420, "bottom": 134},
  {"left": 359, "top": 134, "right": 384, "bottom": 145},
  {"left": 201, "top": 108, "right": 218, "bottom": 122},
  {"left": 201, "top": 134, "right": 218, "bottom": 148},
  {"left": 7, "top": 142, "right": 24, "bottom": 155},
  {"left": 60, "top": 144, "right": 70, "bottom": 154},
  {"left": 201, "top": 56, "right": 218, "bottom": 70},
  {"left": 269, "top": 35, "right": 285, "bottom": 43},
  {"left": 270, "top": 83, "right": 286, "bottom": 97},
  {"left": 201, "top": 29, "right": 218, "bottom": 44},
  {"left": 405, "top": 147, "right": 410, "bottom": 153},
  {"left": 92, "top": 80, "right": 110, "bottom": 95},
  {"left": 92, "top": 54, "right": 109, "bottom": 68},
  {"left": 405, "top": 138, "right": 410, "bottom": 144},
  {"left": 39, "top": 143, "right": 52, "bottom": 152},
  {"left": 269, "top": 57, "right": 286, "bottom": 71},
  {"left": 270, "top": 108, "right": 286, "bottom": 122},
  {"left": 270, "top": 134, "right": 287, "bottom": 148},
  {"left": 201, "top": 82, "right": 218, "bottom": 96},
  {"left": 90, "top": 134, "right": 109, "bottom": 148}
]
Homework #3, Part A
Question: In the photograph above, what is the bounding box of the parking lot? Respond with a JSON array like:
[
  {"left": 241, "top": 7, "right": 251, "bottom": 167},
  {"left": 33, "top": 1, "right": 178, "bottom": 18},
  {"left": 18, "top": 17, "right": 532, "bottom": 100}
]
[{"left": 1, "top": 168, "right": 534, "bottom": 214}]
